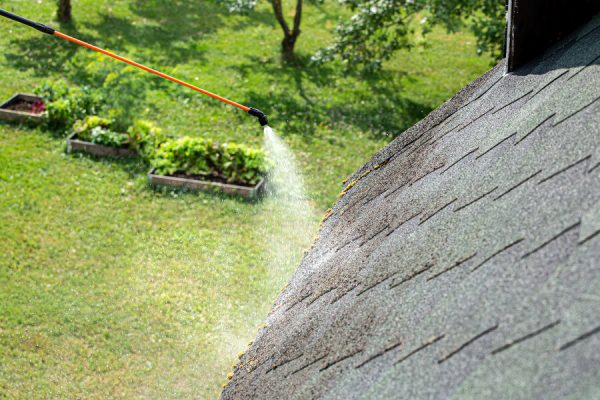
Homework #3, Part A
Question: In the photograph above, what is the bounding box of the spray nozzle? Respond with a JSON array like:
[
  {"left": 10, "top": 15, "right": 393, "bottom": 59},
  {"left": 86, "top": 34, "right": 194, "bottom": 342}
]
[{"left": 248, "top": 107, "right": 269, "bottom": 127}]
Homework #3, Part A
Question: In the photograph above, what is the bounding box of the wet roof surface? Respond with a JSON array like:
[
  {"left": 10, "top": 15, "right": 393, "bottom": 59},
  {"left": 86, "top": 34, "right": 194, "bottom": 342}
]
[{"left": 223, "top": 14, "right": 600, "bottom": 400}]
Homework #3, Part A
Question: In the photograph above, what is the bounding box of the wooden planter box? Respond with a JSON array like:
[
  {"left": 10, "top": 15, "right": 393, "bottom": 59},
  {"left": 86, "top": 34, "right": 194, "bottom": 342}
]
[
  {"left": 0, "top": 94, "right": 45, "bottom": 123},
  {"left": 66, "top": 132, "right": 137, "bottom": 158},
  {"left": 147, "top": 168, "right": 266, "bottom": 198}
]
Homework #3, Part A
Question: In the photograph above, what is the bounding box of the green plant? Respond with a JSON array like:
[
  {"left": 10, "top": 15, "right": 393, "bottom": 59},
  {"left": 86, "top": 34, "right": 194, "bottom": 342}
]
[
  {"left": 89, "top": 126, "right": 128, "bottom": 147},
  {"left": 313, "top": 0, "right": 505, "bottom": 72},
  {"left": 66, "top": 52, "right": 168, "bottom": 130},
  {"left": 34, "top": 80, "right": 71, "bottom": 103},
  {"left": 35, "top": 80, "right": 104, "bottom": 130},
  {"left": 72, "top": 116, "right": 127, "bottom": 148},
  {"left": 126, "top": 120, "right": 167, "bottom": 160},
  {"left": 153, "top": 136, "right": 269, "bottom": 185}
]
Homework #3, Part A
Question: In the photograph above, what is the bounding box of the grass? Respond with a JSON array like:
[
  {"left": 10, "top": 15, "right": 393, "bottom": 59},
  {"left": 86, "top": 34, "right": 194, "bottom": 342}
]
[{"left": 0, "top": 0, "right": 492, "bottom": 398}]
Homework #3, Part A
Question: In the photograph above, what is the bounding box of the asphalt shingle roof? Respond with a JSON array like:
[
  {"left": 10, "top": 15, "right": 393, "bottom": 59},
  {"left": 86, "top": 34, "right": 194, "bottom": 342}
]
[{"left": 222, "top": 13, "right": 600, "bottom": 400}]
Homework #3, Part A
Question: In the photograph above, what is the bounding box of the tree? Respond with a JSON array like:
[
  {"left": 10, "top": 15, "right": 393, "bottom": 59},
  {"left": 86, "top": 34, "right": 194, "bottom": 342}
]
[
  {"left": 220, "top": 0, "right": 303, "bottom": 63},
  {"left": 313, "top": 0, "right": 506, "bottom": 73},
  {"left": 57, "top": 0, "right": 72, "bottom": 23},
  {"left": 271, "top": 0, "right": 303, "bottom": 62}
]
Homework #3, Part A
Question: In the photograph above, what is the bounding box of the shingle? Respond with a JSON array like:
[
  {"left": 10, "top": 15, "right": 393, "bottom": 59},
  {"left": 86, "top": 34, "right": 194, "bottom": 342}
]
[{"left": 222, "top": 14, "right": 600, "bottom": 400}]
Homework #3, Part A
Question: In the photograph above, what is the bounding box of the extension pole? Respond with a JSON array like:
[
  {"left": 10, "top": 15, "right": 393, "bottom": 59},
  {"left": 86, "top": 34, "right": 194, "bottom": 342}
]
[{"left": 0, "top": 8, "right": 269, "bottom": 126}]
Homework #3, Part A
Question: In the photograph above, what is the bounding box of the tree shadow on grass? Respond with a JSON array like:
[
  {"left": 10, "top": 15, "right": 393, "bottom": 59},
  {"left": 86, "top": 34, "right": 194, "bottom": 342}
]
[
  {"left": 89, "top": 0, "right": 275, "bottom": 66},
  {"left": 236, "top": 55, "right": 433, "bottom": 139},
  {"left": 67, "top": 151, "right": 148, "bottom": 179},
  {"left": 3, "top": 22, "right": 85, "bottom": 76},
  {"left": 5, "top": 0, "right": 231, "bottom": 75}
]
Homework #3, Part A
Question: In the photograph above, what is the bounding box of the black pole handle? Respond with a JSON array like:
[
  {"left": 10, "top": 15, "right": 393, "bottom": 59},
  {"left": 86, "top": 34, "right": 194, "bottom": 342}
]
[{"left": 0, "top": 8, "right": 55, "bottom": 35}]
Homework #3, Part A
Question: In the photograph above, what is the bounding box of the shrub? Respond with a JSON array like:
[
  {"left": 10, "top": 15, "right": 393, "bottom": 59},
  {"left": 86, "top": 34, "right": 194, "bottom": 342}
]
[
  {"left": 35, "top": 80, "right": 104, "bottom": 130},
  {"left": 72, "top": 116, "right": 127, "bottom": 148},
  {"left": 152, "top": 136, "right": 269, "bottom": 186},
  {"left": 66, "top": 52, "right": 168, "bottom": 130},
  {"left": 126, "top": 120, "right": 167, "bottom": 160}
]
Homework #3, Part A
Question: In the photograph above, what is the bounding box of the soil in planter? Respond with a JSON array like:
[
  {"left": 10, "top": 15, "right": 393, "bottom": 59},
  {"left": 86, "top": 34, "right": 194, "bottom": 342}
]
[
  {"left": 4, "top": 100, "right": 45, "bottom": 114},
  {"left": 169, "top": 172, "right": 258, "bottom": 188}
]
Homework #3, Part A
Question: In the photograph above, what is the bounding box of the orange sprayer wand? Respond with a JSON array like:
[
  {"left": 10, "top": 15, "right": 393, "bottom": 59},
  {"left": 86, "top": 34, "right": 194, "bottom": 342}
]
[{"left": 0, "top": 8, "right": 269, "bottom": 126}]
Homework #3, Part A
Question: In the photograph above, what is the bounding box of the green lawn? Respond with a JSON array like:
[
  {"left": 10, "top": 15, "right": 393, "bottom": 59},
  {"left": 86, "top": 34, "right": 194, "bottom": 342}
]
[{"left": 0, "top": 0, "right": 492, "bottom": 398}]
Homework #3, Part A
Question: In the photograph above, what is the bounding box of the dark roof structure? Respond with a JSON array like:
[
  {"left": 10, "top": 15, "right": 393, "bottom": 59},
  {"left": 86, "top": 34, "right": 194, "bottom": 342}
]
[
  {"left": 506, "top": 0, "right": 600, "bottom": 71},
  {"left": 222, "top": 10, "right": 600, "bottom": 400}
]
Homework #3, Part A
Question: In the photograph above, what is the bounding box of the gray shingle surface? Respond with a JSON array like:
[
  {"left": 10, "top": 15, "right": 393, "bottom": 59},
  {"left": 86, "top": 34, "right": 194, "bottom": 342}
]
[{"left": 222, "top": 14, "right": 600, "bottom": 400}]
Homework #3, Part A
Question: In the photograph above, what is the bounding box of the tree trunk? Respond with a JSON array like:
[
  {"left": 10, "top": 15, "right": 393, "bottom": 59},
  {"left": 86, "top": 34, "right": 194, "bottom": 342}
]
[
  {"left": 281, "top": 35, "right": 297, "bottom": 63},
  {"left": 271, "top": 0, "right": 303, "bottom": 63},
  {"left": 57, "top": 0, "right": 72, "bottom": 23}
]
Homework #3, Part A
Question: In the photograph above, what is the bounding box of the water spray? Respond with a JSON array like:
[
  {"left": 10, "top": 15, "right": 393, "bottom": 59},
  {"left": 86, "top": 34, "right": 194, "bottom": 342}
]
[{"left": 0, "top": 8, "right": 269, "bottom": 127}]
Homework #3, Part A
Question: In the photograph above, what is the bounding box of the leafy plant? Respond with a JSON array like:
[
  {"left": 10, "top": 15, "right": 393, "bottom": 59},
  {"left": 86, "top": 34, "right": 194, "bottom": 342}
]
[
  {"left": 35, "top": 80, "right": 71, "bottom": 103},
  {"left": 153, "top": 136, "right": 269, "bottom": 185},
  {"left": 89, "top": 127, "right": 128, "bottom": 148},
  {"left": 72, "top": 115, "right": 127, "bottom": 148},
  {"left": 65, "top": 52, "right": 168, "bottom": 130},
  {"left": 313, "top": 0, "right": 506, "bottom": 73},
  {"left": 35, "top": 80, "right": 104, "bottom": 130},
  {"left": 126, "top": 120, "right": 168, "bottom": 160}
]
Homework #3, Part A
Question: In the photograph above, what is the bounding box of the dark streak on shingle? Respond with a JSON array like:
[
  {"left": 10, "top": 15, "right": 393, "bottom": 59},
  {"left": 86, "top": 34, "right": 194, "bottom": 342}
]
[
  {"left": 440, "top": 148, "right": 479, "bottom": 175},
  {"left": 307, "top": 286, "right": 338, "bottom": 306},
  {"left": 419, "top": 198, "right": 457, "bottom": 225},
  {"left": 457, "top": 107, "right": 495, "bottom": 132},
  {"left": 457, "top": 75, "right": 504, "bottom": 112},
  {"left": 386, "top": 211, "right": 421, "bottom": 237},
  {"left": 437, "top": 325, "right": 499, "bottom": 364},
  {"left": 515, "top": 114, "right": 555, "bottom": 145},
  {"left": 384, "top": 183, "right": 407, "bottom": 199},
  {"left": 355, "top": 341, "right": 403, "bottom": 369},
  {"left": 394, "top": 334, "right": 445, "bottom": 365},
  {"left": 521, "top": 221, "right": 581, "bottom": 259},
  {"left": 491, "top": 320, "right": 561, "bottom": 355},
  {"left": 426, "top": 252, "right": 478, "bottom": 281},
  {"left": 362, "top": 188, "right": 388, "bottom": 207},
  {"left": 266, "top": 353, "right": 304, "bottom": 374},
  {"left": 335, "top": 233, "right": 364, "bottom": 252},
  {"left": 288, "top": 355, "right": 327, "bottom": 376},
  {"left": 576, "top": 24, "right": 600, "bottom": 43},
  {"left": 493, "top": 91, "right": 533, "bottom": 115},
  {"left": 537, "top": 155, "right": 591, "bottom": 185},
  {"left": 530, "top": 71, "right": 569, "bottom": 99},
  {"left": 476, "top": 133, "right": 517, "bottom": 160},
  {"left": 559, "top": 325, "right": 600, "bottom": 351},
  {"left": 389, "top": 263, "right": 434, "bottom": 289},
  {"left": 359, "top": 224, "right": 391, "bottom": 247},
  {"left": 471, "top": 238, "right": 525, "bottom": 273},
  {"left": 319, "top": 349, "right": 363, "bottom": 372},
  {"left": 494, "top": 170, "right": 542, "bottom": 201},
  {"left": 553, "top": 95, "right": 600, "bottom": 126},
  {"left": 411, "top": 162, "right": 446, "bottom": 186},
  {"left": 356, "top": 271, "right": 399, "bottom": 297},
  {"left": 578, "top": 229, "right": 600, "bottom": 246},
  {"left": 284, "top": 292, "right": 313, "bottom": 313},
  {"left": 566, "top": 53, "right": 600, "bottom": 82},
  {"left": 330, "top": 283, "right": 360, "bottom": 305},
  {"left": 454, "top": 186, "right": 498, "bottom": 213},
  {"left": 431, "top": 126, "right": 457, "bottom": 145}
]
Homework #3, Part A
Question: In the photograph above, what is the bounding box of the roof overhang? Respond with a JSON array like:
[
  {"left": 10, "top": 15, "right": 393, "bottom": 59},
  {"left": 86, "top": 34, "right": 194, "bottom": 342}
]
[{"left": 506, "top": 0, "right": 600, "bottom": 72}]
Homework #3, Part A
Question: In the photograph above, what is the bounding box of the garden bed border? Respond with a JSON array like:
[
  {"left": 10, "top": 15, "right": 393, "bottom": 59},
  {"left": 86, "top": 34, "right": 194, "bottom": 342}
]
[
  {"left": 147, "top": 168, "right": 265, "bottom": 198},
  {"left": 0, "top": 93, "right": 44, "bottom": 123},
  {"left": 66, "top": 132, "right": 138, "bottom": 158}
]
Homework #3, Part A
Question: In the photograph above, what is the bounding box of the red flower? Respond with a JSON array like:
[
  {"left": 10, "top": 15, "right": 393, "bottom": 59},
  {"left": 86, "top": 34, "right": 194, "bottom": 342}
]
[{"left": 31, "top": 100, "right": 46, "bottom": 114}]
